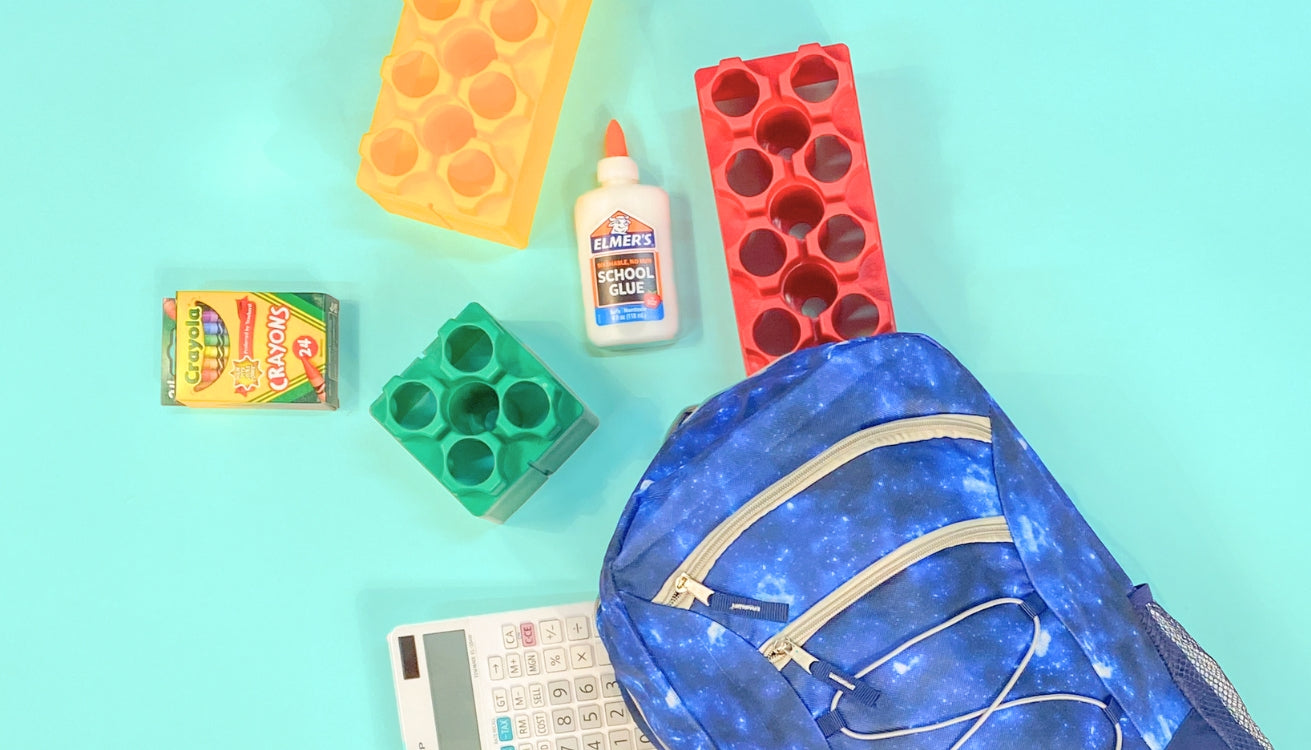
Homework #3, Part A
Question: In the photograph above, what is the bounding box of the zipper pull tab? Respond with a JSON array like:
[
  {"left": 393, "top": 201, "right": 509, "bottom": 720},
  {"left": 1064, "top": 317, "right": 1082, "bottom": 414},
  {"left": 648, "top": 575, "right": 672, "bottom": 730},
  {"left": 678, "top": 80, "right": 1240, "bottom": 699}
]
[
  {"left": 767, "top": 640, "right": 882, "bottom": 708},
  {"left": 672, "top": 574, "right": 789, "bottom": 622},
  {"left": 707, "top": 591, "right": 789, "bottom": 622},
  {"left": 809, "top": 659, "right": 882, "bottom": 707}
]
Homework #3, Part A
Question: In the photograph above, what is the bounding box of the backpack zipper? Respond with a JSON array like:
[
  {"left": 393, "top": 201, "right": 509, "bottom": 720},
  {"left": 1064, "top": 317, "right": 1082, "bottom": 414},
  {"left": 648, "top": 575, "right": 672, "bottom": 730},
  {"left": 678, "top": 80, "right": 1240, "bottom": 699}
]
[
  {"left": 761, "top": 515, "right": 1013, "bottom": 668},
  {"left": 655, "top": 414, "right": 993, "bottom": 609}
]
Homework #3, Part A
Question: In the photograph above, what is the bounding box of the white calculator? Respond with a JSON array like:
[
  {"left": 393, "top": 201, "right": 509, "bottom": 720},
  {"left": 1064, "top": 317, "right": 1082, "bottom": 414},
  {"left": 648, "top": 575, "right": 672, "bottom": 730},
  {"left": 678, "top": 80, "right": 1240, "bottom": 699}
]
[{"left": 388, "top": 601, "right": 656, "bottom": 750}]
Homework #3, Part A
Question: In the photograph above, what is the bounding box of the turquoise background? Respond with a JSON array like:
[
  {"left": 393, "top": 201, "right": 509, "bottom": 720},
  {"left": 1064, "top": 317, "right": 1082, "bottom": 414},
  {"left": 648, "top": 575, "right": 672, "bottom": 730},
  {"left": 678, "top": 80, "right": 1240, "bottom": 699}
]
[{"left": 0, "top": 0, "right": 1303, "bottom": 747}]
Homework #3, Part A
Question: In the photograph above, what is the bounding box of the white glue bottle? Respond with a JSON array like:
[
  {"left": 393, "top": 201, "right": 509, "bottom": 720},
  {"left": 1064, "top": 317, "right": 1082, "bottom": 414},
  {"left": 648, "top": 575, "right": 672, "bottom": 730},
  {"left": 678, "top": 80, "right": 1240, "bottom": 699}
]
[{"left": 574, "top": 120, "right": 679, "bottom": 348}]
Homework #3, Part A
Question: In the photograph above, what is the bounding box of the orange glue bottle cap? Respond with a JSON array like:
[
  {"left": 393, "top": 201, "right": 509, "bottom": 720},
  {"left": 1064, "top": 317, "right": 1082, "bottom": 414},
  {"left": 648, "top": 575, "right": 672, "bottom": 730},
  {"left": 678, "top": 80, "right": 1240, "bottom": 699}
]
[
  {"left": 605, "top": 120, "right": 628, "bottom": 157},
  {"left": 598, "top": 120, "right": 638, "bottom": 185}
]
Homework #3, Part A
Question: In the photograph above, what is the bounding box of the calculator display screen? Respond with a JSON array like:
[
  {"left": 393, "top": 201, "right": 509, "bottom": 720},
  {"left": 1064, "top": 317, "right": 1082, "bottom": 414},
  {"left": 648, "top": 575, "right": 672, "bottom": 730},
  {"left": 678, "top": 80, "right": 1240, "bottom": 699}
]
[{"left": 422, "top": 631, "right": 481, "bottom": 749}]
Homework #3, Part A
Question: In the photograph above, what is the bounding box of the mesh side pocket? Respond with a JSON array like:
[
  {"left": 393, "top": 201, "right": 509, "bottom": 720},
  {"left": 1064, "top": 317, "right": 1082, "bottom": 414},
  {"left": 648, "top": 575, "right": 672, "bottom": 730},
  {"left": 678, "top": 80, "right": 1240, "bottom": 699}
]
[{"left": 1132, "top": 587, "right": 1272, "bottom": 750}]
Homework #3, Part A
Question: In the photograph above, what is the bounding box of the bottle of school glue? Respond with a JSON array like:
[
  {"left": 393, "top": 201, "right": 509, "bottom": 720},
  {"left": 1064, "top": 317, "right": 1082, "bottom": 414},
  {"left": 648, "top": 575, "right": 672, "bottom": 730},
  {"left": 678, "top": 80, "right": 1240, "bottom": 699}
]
[{"left": 574, "top": 120, "right": 678, "bottom": 348}]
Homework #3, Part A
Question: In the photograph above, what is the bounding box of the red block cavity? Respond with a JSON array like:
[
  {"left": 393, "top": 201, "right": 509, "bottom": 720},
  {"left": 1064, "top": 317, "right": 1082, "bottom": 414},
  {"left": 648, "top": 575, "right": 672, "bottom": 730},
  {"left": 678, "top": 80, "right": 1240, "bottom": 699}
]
[{"left": 695, "top": 43, "right": 895, "bottom": 375}]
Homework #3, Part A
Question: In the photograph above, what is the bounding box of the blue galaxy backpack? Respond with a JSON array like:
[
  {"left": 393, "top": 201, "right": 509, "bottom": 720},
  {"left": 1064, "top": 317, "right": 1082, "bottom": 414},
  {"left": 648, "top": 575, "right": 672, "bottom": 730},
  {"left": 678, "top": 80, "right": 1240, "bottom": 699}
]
[{"left": 596, "top": 334, "right": 1271, "bottom": 750}]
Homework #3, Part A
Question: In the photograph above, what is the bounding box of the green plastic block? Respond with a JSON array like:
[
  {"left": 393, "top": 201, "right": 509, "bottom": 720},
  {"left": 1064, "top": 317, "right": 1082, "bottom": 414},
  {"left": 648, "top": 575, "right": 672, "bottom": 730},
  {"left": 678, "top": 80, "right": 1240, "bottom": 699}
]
[{"left": 370, "top": 303, "right": 599, "bottom": 523}]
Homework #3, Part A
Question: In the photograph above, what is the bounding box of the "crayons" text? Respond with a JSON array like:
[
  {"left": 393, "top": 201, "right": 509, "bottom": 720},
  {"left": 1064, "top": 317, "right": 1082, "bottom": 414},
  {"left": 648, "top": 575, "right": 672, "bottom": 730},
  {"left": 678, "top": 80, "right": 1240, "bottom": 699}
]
[{"left": 267, "top": 305, "right": 290, "bottom": 391}]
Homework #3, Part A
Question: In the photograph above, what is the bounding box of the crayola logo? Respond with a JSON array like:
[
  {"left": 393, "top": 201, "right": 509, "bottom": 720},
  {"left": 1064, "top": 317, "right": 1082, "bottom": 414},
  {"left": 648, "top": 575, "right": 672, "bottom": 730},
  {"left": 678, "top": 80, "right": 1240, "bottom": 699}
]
[
  {"left": 591, "top": 211, "right": 655, "bottom": 253},
  {"left": 184, "top": 305, "right": 203, "bottom": 384}
]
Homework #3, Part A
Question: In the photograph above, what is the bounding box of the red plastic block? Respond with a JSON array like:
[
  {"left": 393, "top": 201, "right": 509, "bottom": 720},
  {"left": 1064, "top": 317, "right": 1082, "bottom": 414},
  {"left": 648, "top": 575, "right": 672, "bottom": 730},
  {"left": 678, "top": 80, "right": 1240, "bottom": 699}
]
[{"left": 695, "top": 43, "right": 895, "bottom": 375}]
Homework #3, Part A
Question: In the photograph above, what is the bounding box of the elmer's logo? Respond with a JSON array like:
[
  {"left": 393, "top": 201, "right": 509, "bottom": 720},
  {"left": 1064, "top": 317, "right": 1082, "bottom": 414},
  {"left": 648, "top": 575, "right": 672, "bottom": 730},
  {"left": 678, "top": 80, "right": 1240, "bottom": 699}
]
[{"left": 591, "top": 211, "right": 655, "bottom": 253}]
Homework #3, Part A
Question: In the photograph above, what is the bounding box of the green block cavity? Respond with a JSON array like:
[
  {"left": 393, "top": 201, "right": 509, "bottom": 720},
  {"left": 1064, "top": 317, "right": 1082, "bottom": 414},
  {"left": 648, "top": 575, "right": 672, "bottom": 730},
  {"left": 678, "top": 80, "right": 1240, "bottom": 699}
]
[{"left": 370, "top": 303, "right": 598, "bottom": 523}]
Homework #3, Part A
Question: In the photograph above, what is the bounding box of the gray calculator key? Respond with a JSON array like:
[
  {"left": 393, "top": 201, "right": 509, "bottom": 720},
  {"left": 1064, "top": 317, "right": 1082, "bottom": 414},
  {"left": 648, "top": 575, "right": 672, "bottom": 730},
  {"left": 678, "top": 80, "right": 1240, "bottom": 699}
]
[
  {"left": 548, "top": 680, "right": 572, "bottom": 705},
  {"left": 636, "top": 731, "right": 654, "bottom": 747},
  {"left": 552, "top": 707, "right": 577, "bottom": 733},
  {"left": 574, "top": 675, "right": 599, "bottom": 701},
  {"left": 605, "top": 701, "right": 629, "bottom": 727},
  {"left": 582, "top": 734, "right": 605, "bottom": 750},
  {"left": 566, "top": 616, "right": 590, "bottom": 641},
  {"left": 540, "top": 619, "right": 564, "bottom": 645},
  {"left": 578, "top": 703, "right": 602, "bottom": 730},
  {"left": 608, "top": 729, "right": 632, "bottom": 750},
  {"left": 545, "top": 647, "right": 568, "bottom": 673},
  {"left": 569, "top": 644, "right": 594, "bottom": 670},
  {"left": 556, "top": 738, "right": 580, "bottom": 750},
  {"left": 600, "top": 671, "right": 621, "bottom": 697}
]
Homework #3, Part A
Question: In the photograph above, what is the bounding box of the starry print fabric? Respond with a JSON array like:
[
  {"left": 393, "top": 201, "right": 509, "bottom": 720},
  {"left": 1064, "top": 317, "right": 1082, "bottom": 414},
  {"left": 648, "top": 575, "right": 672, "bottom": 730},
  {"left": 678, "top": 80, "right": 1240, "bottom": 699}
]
[{"left": 597, "top": 334, "right": 1194, "bottom": 749}]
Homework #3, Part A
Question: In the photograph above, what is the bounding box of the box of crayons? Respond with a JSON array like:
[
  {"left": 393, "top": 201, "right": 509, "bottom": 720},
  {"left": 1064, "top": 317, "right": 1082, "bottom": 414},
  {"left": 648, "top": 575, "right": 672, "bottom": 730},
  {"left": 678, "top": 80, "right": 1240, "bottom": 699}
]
[{"left": 160, "top": 291, "right": 339, "bottom": 409}]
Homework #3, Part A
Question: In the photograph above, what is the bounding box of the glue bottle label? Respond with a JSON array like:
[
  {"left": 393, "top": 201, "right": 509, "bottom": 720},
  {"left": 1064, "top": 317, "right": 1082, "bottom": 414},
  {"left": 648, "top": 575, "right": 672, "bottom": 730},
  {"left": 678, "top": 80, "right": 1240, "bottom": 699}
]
[{"left": 590, "top": 211, "right": 664, "bottom": 326}]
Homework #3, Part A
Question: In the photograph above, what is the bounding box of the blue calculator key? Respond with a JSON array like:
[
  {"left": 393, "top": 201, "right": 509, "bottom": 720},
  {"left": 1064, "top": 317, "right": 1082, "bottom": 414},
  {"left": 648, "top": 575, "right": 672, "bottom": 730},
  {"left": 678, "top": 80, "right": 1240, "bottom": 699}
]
[
  {"left": 501, "top": 747, "right": 514, "bottom": 750},
  {"left": 497, "top": 716, "right": 514, "bottom": 741}
]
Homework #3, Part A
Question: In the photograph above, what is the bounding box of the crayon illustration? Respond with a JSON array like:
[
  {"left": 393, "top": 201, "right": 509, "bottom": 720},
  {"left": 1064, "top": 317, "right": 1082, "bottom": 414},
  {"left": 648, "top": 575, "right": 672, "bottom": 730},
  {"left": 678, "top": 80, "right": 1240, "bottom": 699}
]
[
  {"left": 298, "top": 350, "right": 327, "bottom": 402},
  {"left": 163, "top": 297, "right": 177, "bottom": 321},
  {"left": 191, "top": 302, "right": 230, "bottom": 392}
]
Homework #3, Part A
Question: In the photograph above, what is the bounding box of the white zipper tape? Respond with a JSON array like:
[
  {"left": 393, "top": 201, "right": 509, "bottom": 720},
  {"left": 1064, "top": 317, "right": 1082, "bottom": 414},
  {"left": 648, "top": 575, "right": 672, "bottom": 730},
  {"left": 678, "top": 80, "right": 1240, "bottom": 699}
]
[
  {"left": 762, "top": 516, "right": 1013, "bottom": 667},
  {"left": 655, "top": 414, "right": 993, "bottom": 609}
]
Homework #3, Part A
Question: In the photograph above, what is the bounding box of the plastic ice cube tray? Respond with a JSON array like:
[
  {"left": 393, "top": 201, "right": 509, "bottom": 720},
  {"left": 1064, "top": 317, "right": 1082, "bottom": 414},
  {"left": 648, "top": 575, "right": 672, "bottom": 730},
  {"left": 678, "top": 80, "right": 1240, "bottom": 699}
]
[
  {"left": 357, "top": 0, "right": 592, "bottom": 248},
  {"left": 371, "top": 303, "right": 598, "bottom": 522},
  {"left": 695, "top": 43, "right": 895, "bottom": 375}
]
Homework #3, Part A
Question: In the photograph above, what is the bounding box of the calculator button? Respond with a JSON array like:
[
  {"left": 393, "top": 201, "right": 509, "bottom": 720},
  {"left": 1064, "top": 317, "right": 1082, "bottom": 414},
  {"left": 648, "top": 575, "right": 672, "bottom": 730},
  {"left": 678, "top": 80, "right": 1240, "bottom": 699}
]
[
  {"left": 569, "top": 645, "right": 594, "bottom": 670},
  {"left": 578, "top": 703, "right": 602, "bottom": 730},
  {"left": 516, "top": 714, "right": 532, "bottom": 739},
  {"left": 507, "top": 653, "right": 524, "bottom": 679},
  {"left": 597, "top": 644, "right": 611, "bottom": 666},
  {"left": 636, "top": 733, "right": 653, "bottom": 748},
  {"left": 533, "top": 711, "right": 550, "bottom": 737},
  {"left": 582, "top": 733, "right": 605, "bottom": 750},
  {"left": 600, "top": 671, "right": 620, "bottom": 697},
  {"left": 545, "top": 647, "right": 568, "bottom": 673},
  {"left": 497, "top": 716, "right": 514, "bottom": 742},
  {"left": 608, "top": 729, "right": 632, "bottom": 750},
  {"left": 537, "top": 742, "right": 552, "bottom": 750},
  {"left": 519, "top": 745, "right": 532, "bottom": 750},
  {"left": 525, "top": 650, "right": 541, "bottom": 676},
  {"left": 548, "top": 679, "right": 572, "bottom": 705},
  {"left": 552, "top": 707, "right": 577, "bottom": 733},
  {"left": 489, "top": 656, "right": 506, "bottom": 681},
  {"left": 566, "top": 616, "right": 590, "bottom": 641},
  {"left": 511, "top": 685, "right": 528, "bottom": 711},
  {"left": 574, "top": 675, "right": 598, "bottom": 701},
  {"left": 521, "top": 622, "right": 537, "bottom": 647},
  {"left": 540, "top": 619, "right": 563, "bottom": 645},
  {"left": 604, "top": 702, "right": 629, "bottom": 726},
  {"left": 493, "top": 688, "right": 510, "bottom": 713},
  {"left": 503, "top": 624, "right": 520, "bottom": 649},
  {"left": 528, "top": 682, "right": 545, "bottom": 708},
  {"left": 556, "top": 738, "right": 580, "bottom": 750}
]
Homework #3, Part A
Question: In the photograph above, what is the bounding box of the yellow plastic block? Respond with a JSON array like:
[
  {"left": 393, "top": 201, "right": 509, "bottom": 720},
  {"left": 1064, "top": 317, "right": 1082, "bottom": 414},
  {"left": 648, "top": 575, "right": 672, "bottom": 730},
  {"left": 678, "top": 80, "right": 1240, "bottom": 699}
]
[{"left": 358, "top": 0, "right": 592, "bottom": 248}]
